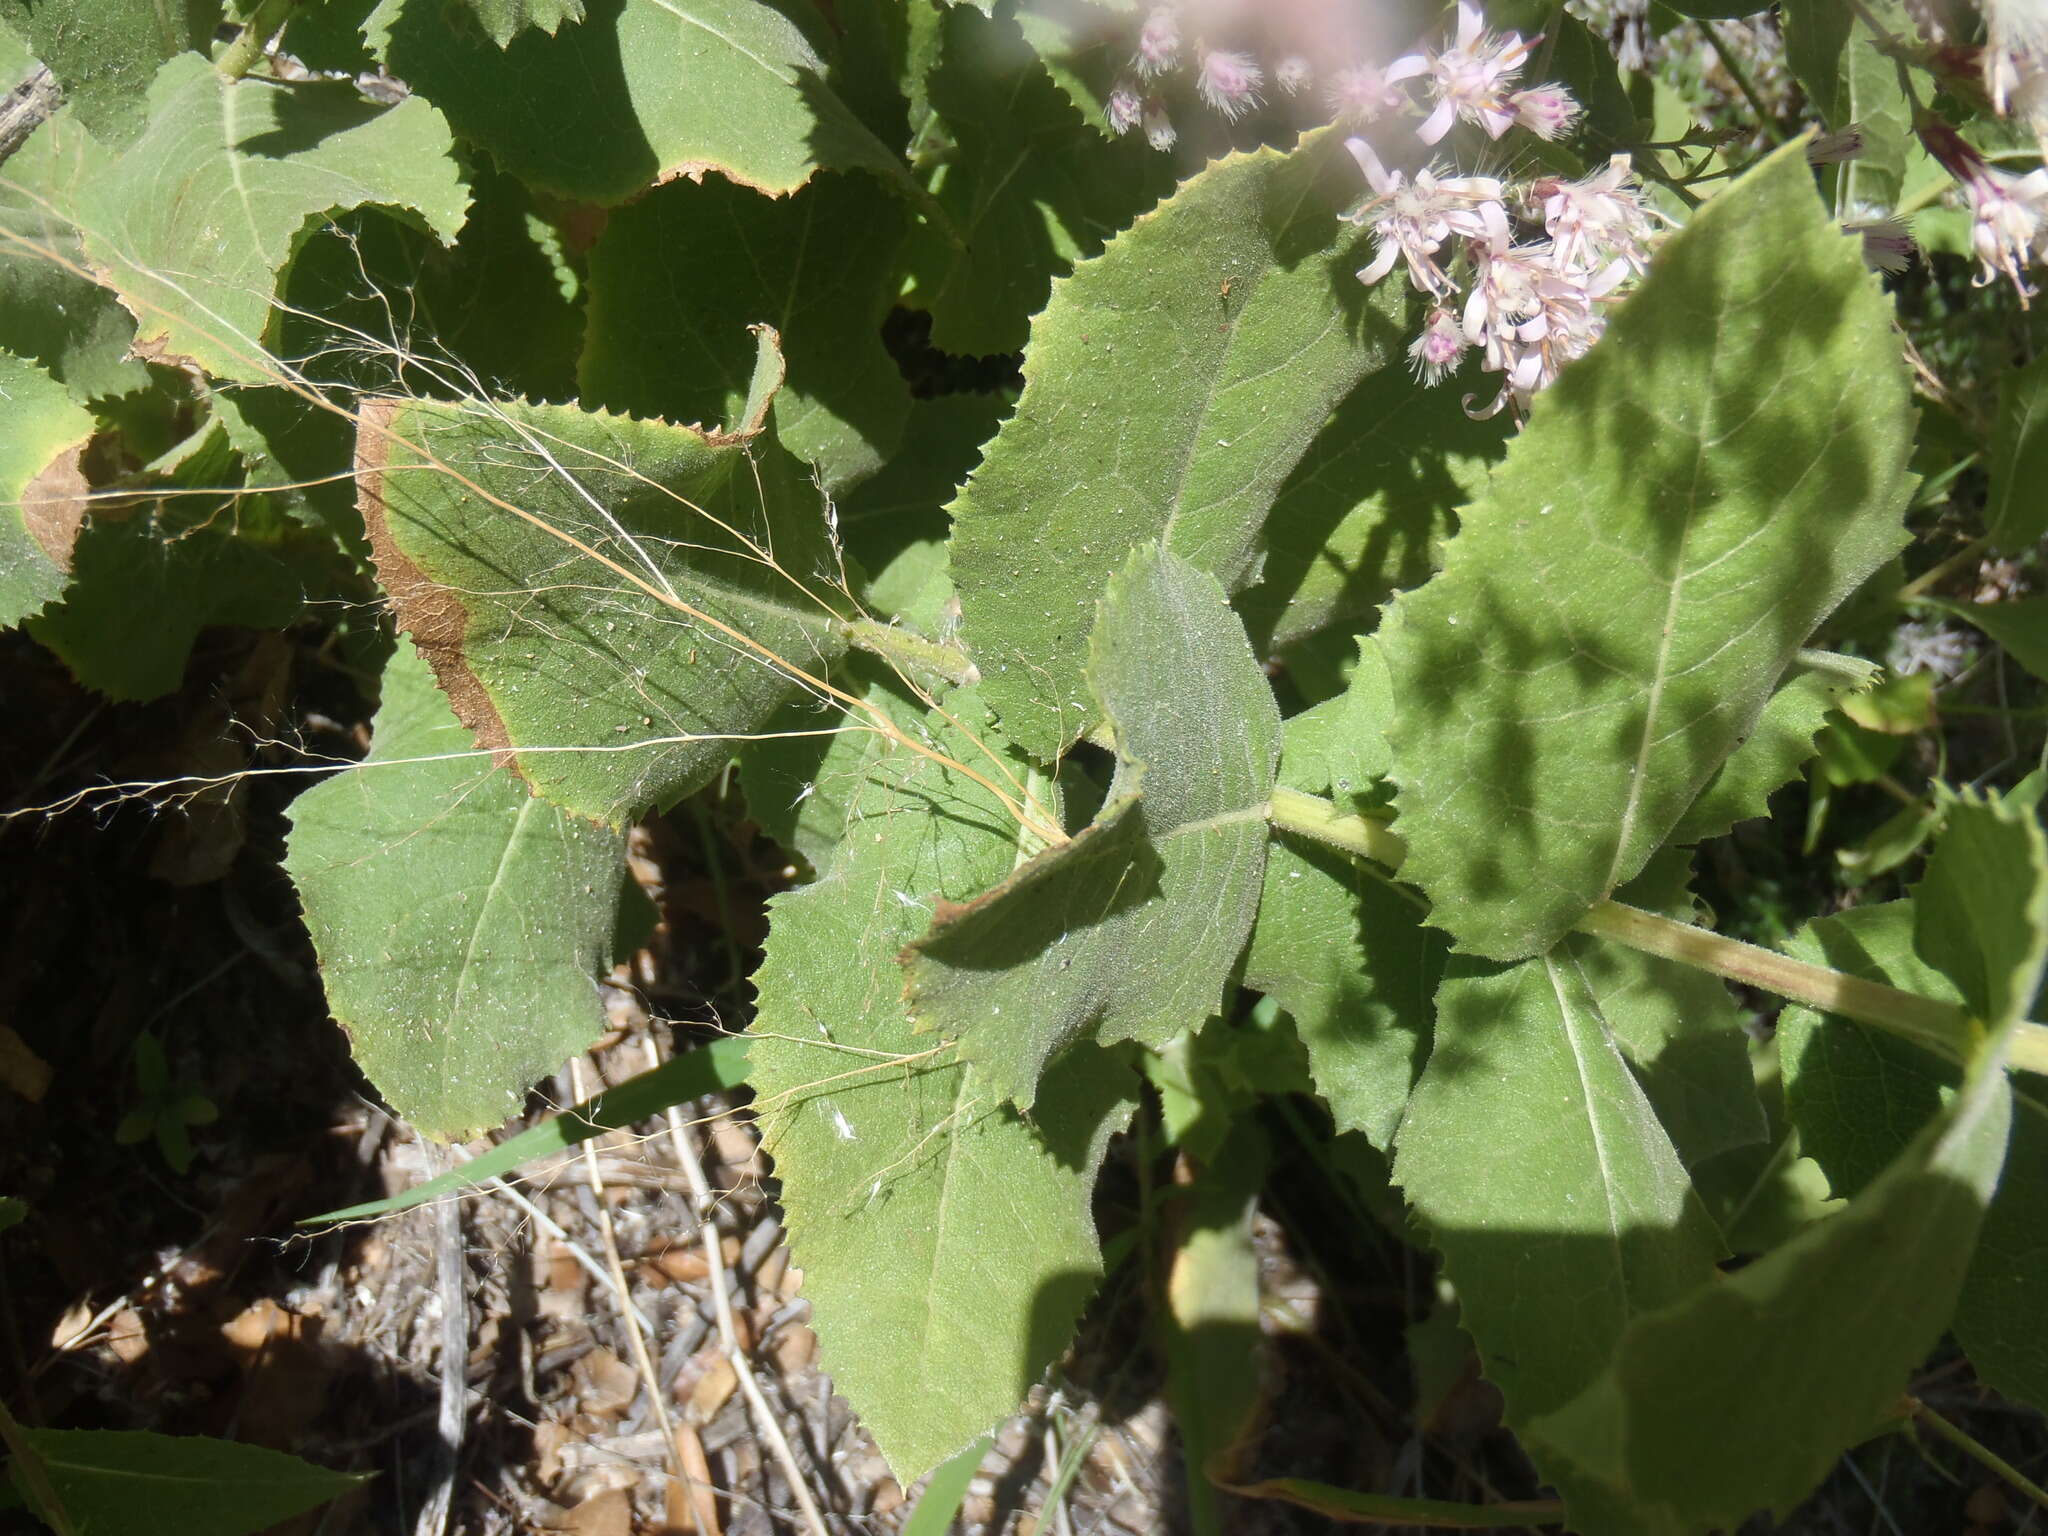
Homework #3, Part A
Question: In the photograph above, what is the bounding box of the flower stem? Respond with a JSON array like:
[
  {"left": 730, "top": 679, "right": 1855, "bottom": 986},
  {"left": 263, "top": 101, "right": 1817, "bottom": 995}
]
[
  {"left": 1905, "top": 1395, "right": 2048, "bottom": 1512},
  {"left": 1262, "top": 787, "right": 2048, "bottom": 1075},
  {"left": 1695, "top": 18, "right": 1785, "bottom": 146}
]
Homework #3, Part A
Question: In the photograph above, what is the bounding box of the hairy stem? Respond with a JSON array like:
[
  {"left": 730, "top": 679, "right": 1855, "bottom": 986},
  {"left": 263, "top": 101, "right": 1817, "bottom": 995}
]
[
  {"left": 1264, "top": 787, "right": 2048, "bottom": 1074},
  {"left": 840, "top": 617, "right": 980, "bottom": 689},
  {"left": 216, "top": 0, "right": 295, "bottom": 79}
]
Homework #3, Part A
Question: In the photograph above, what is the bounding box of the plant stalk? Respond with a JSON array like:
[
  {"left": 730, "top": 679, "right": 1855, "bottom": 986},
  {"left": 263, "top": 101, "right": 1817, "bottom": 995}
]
[
  {"left": 216, "top": 0, "right": 295, "bottom": 79},
  {"left": 1265, "top": 787, "right": 2048, "bottom": 1074},
  {"left": 1905, "top": 1395, "right": 2048, "bottom": 1511},
  {"left": 840, "top": 617, "right": 981, "bottom": 688}
]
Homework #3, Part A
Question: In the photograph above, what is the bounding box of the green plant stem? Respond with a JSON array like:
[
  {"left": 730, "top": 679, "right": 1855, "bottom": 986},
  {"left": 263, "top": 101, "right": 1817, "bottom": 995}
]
[
  {"left": 0, "top": 1397, "right": 73, "bottom": 1536},
  {"left": 216, "top": 0, "right": 295, "bottom": 79},
  {"left": 840, "top": 618, "right": 980, "bottom": 689},
  {"left": 1264, "top": 787, "right": 2048, "bottom": 1075},
  {"left": 1898, "top": 535, "right": 1992, "bottom": 602},
  {"left": 1905, "top": 1395, "right": 2048, "bottom": 1511},
  {"left": 1695, "top": 18, "right": 1785, "bottom": 145}
]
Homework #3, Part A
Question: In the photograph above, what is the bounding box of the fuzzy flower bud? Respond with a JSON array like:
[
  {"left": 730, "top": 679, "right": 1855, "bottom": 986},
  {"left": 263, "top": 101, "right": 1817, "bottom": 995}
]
[
  {"left": 1329, "top": 63, "right": 1407, "bottom": 123},
  {"left": 1510, "top": 83, "right": 1581, "bottom": 140},
  {"left": 1276, "top": 54, "right": 1312, "bottom": 96},
  {"left": 1409, "top": 306, "right": 1469, "bottom": 385},
  {"left": 1135, "top": 6, "right": 1181, "bottom": 78},
  {"left": 1143, "top": 99, "right": 1178, "bottom": 151},
  {"left": 1197, "top": 49, "right": 1263, "bottom": 119},
  {"left": 1106, "top": 83, "right": 1144, "bottom": 136}
]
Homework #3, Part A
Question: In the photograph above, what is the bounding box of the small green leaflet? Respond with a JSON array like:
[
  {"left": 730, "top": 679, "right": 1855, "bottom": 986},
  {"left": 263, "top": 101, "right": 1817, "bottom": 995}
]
[
  {"left": 1529, "top": 1039, "right": 2013, "bottom": 1534},
  {"left": 748, "top": 691, "right": 1136, "bottom": 1483},
  {"left": 49, "top": 55, "right": 467, "bottom": 384},
  {"left": 905, "top": 545, "right": 1280, "bottom": 1107},
  {"left": 12, "top": 1429, "right": 360, "bottom": 1536},
  {"left": 0, "top": 347, "right": 91, "bottom": 628},
  {"left": 1393, "top": 955, "right": 1725, "bottom": 1441},
  {"left": 1666, "top": 652, "right": 1879, "bottom": 846},
  {"left": 1913, "top": 788, "right": 2048, "bottom": 1030},
  {"left": 285, "top": 640, "right": 624, "bottom": 1138},
  {"left": 1379, "top": 142, "right": 1914, "bottom": 960},
  {"left": 1929, "top": 596, "right": 2048, "bottom": 686},
  {"left": 949, "top": 135, "right": 1400, "bottom": 762},
  {"left": 355, "top": 349, "right": 848, "bottom": 827},
  {"left": 370, "top": 0, "right": 912, "bottom": 204}
]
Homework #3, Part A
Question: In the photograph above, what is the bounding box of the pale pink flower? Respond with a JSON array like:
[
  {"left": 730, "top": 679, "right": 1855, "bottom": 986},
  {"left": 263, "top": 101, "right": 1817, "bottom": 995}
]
[
  {"left": 1276, "top": 55, "right": 1312, "bottom": 95},
  {"left": 1135, "top": 6, "right": 1181, "bottom": 78},
  {"left": 1984, "top": 0, "right": 2048, "bottom": 140},
  {"left": 1329, "top": 63, "right": 1407, "bottom": 124},
  {"left": 1461, "top": 243, "right": 1625, "bottom": 417},
  {"left": 1106, "top": 83, "right": 1144, "bottom": 136},
  {"left": 1198, "top": 49, "right": 1263, "bottom": 119},
  {"left": 1510, "top": 83, "right": 1581, "bottom": 140},
  {"left": 1962, "top": 162, "right": 2048, "bottom": 301},
  {"left": 1530, "top": 155, "right": 1657, "bottom": 274},
  {"left": 1388, "top": 0, "right": 1535, "bottom": 144},
  {"left": 1345, "top": 136, "right": 1509, "bottom": 299},
  {"left": 1409, "top": 306, "right": 1469, "bottom": 385}
]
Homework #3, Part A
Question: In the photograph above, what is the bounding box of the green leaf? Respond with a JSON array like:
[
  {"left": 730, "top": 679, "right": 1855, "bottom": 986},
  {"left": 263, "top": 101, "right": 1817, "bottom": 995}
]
[
  {"left": 905, "top": 545, "right": 1280, "bottom": 1106},
  {"left": 305, "top": 1035, "right": 750, "bottom": 1223},
  {"left": 28, "top": 427, "right": 335, "bottom": 700},
  {"left": 284, "top": 640, "right": 625, "bottom": 1138},
  {"left": 12, "top": 1428, "right": 360, "bottom": 1536},
  {"left": 1914, "top": 789, "right": 2048, "bottom": 1029},
  {"left": 0, "top": 1195, "right": 24, "bottom": 1234},
  {"left": 47, "top": 55, "right": 468, "bottom": 384},
  {"left": 0, "top": 0, "right": 222, "bottom": 146},
  {"left": 1393, "top": 954, "right": 1725, "bottom": 1435},
  {"left": 1235, "top": 364, "right": 1508, "bottom": 657},
  {"left": 902, "top": 4, "right": 1171, "bottom": 355},
  {"left": 1248, "top": 683, "right": 1437, "bottom": 1150},
  {"left": 1378, "top": 142, "right": 1914, "bottom": 960},
  {"left": 1529, "top": 1043, "right": 2012, "bottom": 1534},
  {"left": 1987, "top": 349, "right": 2048, "bottom": 553},
  {"left": 1666, "top": 651, "right": 1879, "bottom": 846},
  {"left": 1930, "top": 596, "right": 2048, "bottom": 685},
  {"left": 1781, "top": 897, "right": 2048, "bottom": 1414},
  {"left": 355, "top": 365, "right": 849, "bottom": 827},
  {"left": 1788, "top": 0, "right": 1912, "bottom": 214},
  {"left": 580, "top": 171, "right": 911, "bottom": 489},
  {"left": 951, "top": 134, "right": 1399, "bottom": 760},
  {"left": 749, "top": 691, "right": 1135, "bottom": 1482},
  {"left": 1273, "top": 637, "right": 1394, "bottom": 799},
  {"left": 0, "top": 347, "right": 91, "bottom": 627},
  {"left": 838, "top": 390, "right": 1005, "bottom": 595},
  {"left": 372, "top": 0, "right": 912, "bottom": 205},
  {"left": 0, "top": 124, "right": 152, "bottom": 404},
  {"left": 367, "top": 0, "right": 583, "bottom": 48}
]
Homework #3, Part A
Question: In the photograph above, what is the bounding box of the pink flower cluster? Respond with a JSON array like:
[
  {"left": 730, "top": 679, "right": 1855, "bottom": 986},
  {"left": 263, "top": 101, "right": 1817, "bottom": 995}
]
[
  {"left": 1346, "top": 140, "right": 1657, "bottom": 418},
  {"left": 1922, "top": 117, "right": 2048, "bottom": 304},
  {"left": 1102, "top": 0, "right": 1581, "bottom": 152}
]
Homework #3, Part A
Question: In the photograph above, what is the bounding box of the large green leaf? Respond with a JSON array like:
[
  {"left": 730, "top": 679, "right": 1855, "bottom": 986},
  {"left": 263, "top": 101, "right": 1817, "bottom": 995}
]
[
  {"left": 1778, "top": 898, "right": 2048, "bottom": 1413},
  {"left": 0, "top": 347, "right": 91, "bottom": 627},
  {"left": 285, "top": 640, "right": 624, "bottom": 1138},
  {"left": 1393, "top": 955, "right": 1725, "bottom": 1435},
  {"left": 10, "top": 1428, "right": 359, "bottom": 1536},
  {"left": 1665, "top": 652, "right": 1879, "bottom": 846},
  {"left": 44, "top": 55, "right": 467, "bottom": 384},
  {"left": 1987, "top": 350, "right": 2048, "bottom": 553},
  {"left": 372, "top": 0, "right": 910, "bottom": 204},
  {"left": 902, "top": 3, "right": 1172, "bottom": 355},
  {"left": 355, "top": 353, "right": 849, "bottom": 827},
  {"left": 1529, "top": 1037, "right": 2013, "bottom": 1534},
  {"left": 1781, "top": 0, "right": 1912, "bottom": 214},
  {"left": 367, "top": 0, "right": 583, "bottom": 48},
  {"left": 905, "top": 544, "right": 1280, "bottom": 1106},
  {"left": 0, "top": 0, "right": 221, "bottom": 146},
  {"left": 579, "top": 171, "right": 911, "bottom": 489},
  {"left": 1913, "top": 789, "right": 2048, "bottom": 1030},
  {"left": 748, "top": 691, "right": 1135, "bottom": 1482},
  {"left": 0, "top": 122, "right": 151, "bottom": 403},
  {"left": 1378, "top": 142, "right": 1914, "bottom": 960},
  {"left": 950, "top": 135, "right": 1400, "bottom": 761}
]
